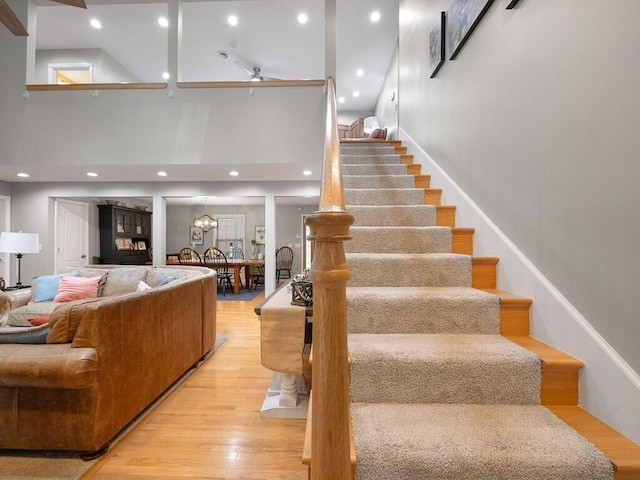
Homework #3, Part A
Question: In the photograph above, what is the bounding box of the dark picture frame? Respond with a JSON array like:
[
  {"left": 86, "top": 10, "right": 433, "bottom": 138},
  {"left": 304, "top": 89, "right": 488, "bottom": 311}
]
[
  {"left": 429, "top": 11, "right": 446, "bottom": 78},
  {"left": 447, "top": 0, "right": 495, "bottom": 60},
  {"left": 190, "top": 226, "right": 204, "bottom": 245},
  {"left": 506, "top": 0, "right": 521, "bottom": 9}
]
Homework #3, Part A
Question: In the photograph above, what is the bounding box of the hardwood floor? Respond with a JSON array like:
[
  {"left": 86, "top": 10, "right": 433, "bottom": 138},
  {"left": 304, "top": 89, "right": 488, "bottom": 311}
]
[{"left": 84, "top": 294, "right": 308, "bottom": 480}]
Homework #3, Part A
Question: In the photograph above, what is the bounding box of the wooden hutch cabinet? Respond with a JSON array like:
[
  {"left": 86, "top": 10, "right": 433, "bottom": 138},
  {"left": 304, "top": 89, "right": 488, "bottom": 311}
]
[{"left": 98, "top": 205, "right": 152, "bottom": 265}]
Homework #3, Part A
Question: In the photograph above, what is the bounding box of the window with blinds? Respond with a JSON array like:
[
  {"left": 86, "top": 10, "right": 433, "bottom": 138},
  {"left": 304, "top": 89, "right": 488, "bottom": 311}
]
[{"left": 213, "top": 214, "right": 245, "bottom": 258}]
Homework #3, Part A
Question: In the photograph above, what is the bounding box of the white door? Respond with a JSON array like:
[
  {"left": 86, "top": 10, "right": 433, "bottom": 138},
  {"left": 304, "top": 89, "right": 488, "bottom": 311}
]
[{"left": 55, "top": 200, "right": 89, "bottom": 272}]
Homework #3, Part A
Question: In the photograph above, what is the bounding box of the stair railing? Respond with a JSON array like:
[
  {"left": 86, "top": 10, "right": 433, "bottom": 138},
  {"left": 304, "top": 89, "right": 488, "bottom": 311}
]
[{"left": 304, "top": 77, "right": 354, "bottom": 479}]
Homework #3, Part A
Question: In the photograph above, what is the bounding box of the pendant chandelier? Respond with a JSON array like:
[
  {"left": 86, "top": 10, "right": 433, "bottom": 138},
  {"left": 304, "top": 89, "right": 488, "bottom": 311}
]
[{"left": 193, "top": 197, "right": 218, "bottom": 232}]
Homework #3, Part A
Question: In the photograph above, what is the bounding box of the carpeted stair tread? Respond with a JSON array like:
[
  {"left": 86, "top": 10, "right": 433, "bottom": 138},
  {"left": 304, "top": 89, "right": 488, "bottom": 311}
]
[
  {"left": 347, "top": 252, "right": 471, "bottom": 288},
  {"left": 350, "top": 403, "right": 613, "bottom": 480},
  {"left": 347, "top": 226, "right": 452, "bottom": 254},
  {"left": 346, "top": 286, "right": 499, "bottom": 334},
  {"left": 341, "top": 146, "right": 396, "bottom": 155},
  {"left": 343, "top": 163, "right": 410, "bottom": 176},
  {"left": 343, "top": 175, "right": 415, "bottom": 189},
  {"left": 342, "top": 154, "right": 401, "bottom": 165},
  {"left": 348, "top": 205, "right": 437, "bottom": 227},
  {"left": 345, "top": 188, "right": 425, "bottom": 205},
  {"left": 349, "top": 333, "right": 541, "bottom": 404}
]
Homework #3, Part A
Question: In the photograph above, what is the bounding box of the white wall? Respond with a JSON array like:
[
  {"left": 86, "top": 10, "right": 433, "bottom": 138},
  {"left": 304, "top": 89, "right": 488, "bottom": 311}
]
[
  {"left": 397, "top": 0, "right": 640, "bottom": 442},
  {"left": 375, "top": 42, "right": 399, "bottom": 139}
]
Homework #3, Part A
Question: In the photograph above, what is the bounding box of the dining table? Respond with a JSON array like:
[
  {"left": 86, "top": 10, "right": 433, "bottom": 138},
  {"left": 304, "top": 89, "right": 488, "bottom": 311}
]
[
  {"left": 225, "top": 259, "right": 265, "bottom": 295},
  {"left": 167, "top": 256, "right": 264, "bottom": 295}
]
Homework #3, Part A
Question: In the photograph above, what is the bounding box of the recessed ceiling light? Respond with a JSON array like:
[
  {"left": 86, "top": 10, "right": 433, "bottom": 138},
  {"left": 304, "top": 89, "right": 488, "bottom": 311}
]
[
  {"left": 90, "top": 19, "right": 102, "bottom": 29},
  {"left": 16, "top": 172, "right": 29, "bottom": 178},
  {"left": 227, "top": 15, "right": 238, "bottom": 26},
  {"left": 217, "top": 50, "right": 230, "bottom": 60},
  {"left": 158, "top": 17, "right": 169, "bottom": 28},
  {"left": 370, "top": 11, "right": 381, "bottom": 22},
  {"left": 338, "top": 96, "right": 345, "bottom": 103},
  {"left": 352, "top": 91, "right": 360, "bottom": 97},
  {"left": 229, "top": 170, "right": 239, "bottom": 177},
  {"left": 162, "top": 72, "right": 170, "bottom": 80},
  {"left": 303, "top": 170, "right": 312, "bottom": 176},
  {"left": 297, "top": 13, "right": 308, "bottom": 24},
  {"left": 356, "top": 68, "right": 364, "bottom": 77},
  {"left": 86, "top": 172, "right": 98, "bottom": 177},
  {"left": 157, "top": 171, "right": 168, "bottom": 177}
]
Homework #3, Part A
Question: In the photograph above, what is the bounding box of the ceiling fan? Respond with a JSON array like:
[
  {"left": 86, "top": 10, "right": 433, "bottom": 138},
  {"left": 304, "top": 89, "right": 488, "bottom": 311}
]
[
  {"left": 217, "top": 50, "right": 281, "bottom": 82},
  {"left": 0, "top": 0, "right": 86, "bottom": 36}
]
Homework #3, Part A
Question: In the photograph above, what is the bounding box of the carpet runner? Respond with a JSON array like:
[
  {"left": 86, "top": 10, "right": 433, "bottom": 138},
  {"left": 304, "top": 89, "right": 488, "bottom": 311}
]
[{"left": 343, "top": 142, "right": 613, "bottom": 479}]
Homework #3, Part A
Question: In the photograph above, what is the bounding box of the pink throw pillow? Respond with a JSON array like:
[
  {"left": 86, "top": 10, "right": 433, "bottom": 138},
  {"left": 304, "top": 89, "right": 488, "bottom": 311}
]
[
  {"left": 54, "top": 275, "right": 101, "bottom": 302},
  {"left": 28, "top": 314, "right": 50, "bottom": 326}
]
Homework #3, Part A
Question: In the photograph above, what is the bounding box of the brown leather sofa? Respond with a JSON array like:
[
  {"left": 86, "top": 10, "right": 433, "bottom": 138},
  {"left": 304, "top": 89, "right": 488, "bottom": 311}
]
[{"left": 0, "top": 265, "right": 216, "bottom": 456}]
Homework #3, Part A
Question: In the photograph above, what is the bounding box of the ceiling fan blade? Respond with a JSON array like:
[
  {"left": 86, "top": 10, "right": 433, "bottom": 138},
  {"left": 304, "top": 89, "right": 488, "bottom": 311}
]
[
  {"left": 0, "top": 0, "right": 28, "bottom": 36},
  {"left": 49, "top": 0, "right": 87, "bottom": 8},
  {"left": 233, "top": 60, "right": 254, "bottom": 76}
]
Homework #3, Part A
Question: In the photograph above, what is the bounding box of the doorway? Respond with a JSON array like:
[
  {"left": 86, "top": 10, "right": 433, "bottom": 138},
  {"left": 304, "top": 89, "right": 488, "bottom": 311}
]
[{"left": 55, "top": 199, "right": 89, "bottom": 272}]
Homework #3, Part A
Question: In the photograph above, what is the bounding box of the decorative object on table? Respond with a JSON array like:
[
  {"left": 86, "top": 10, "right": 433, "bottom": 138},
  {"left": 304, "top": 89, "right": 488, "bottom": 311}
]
[
  {"left": 429, "top": 11, "right": 446, "bottom": 78},
  {"left": 290, "top": 270, "right": 313, "bottom": 307},
  {"left": 190, "top": 226, "right": 204, "bottom": 245},
  {"left": 0, "top": 231, "right": 40, "bottom": 288},
  {"left": 447, "top": 0, "right": 495, "bottom": 60},
  {"left": 255, "top": 225, "right": 266, "bottom": 245},
  {"left": 251, "top": 238, "right": 257, "bottom": 258}
]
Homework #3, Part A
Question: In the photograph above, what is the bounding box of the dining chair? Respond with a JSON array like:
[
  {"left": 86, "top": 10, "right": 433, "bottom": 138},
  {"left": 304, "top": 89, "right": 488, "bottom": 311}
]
[
  {"left": 249, "top": 265, "right": 265, "bottom": 291},
  {"left": 276, "top": 246, "right": 294, "bottom": 282},
  {"left": 203, "top": 247, "right": 233, "bottom": 296},
  {"left": 178, "top": 247, "right": 201, "bottom": 265}
]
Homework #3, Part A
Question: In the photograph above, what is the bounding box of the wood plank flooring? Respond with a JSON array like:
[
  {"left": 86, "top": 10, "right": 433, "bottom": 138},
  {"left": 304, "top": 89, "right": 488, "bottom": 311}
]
[{"left": 84, "top": 294, "right": 308, "bottom": 480}]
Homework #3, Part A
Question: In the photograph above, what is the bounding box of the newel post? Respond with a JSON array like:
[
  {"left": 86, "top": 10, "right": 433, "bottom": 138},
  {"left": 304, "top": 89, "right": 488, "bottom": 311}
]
[{"left": 306, "top": 210, "right": 353, "bottom": 480}]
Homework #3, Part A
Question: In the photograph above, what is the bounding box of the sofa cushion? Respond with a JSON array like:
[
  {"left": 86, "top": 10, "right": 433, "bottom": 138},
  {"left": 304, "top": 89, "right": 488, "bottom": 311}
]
[
  {"left": 32, "top": 272, "right": 78, "bottom": 303},
  {"left": 46, "top": 298, "right": 103, "bottom": 344},
  {"left": 54, "top": 276, "right": 102, "bottom": 302},
  {"left": 155, "top": 272, "right": 175, "bottom": 286},
  {"left": 0, "top": 324, "right": 49, "bottom": 344},
  {"left": 145, "top": 268, "right": 197, "bottom": 287},
  {"left": 74, "top": 268, "right": 109, "bottom": 297},
  {"left": 7, "top": 302, "right": 57, "bottom": 327},
  {"left": 102, "top": 267, "right": 148, "bottom": 297}
]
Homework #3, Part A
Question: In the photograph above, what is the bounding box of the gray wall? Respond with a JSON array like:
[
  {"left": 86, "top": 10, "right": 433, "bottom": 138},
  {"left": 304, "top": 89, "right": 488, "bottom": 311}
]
[{"left": 395, "top": 0, "right": 640, "bottom": 440}]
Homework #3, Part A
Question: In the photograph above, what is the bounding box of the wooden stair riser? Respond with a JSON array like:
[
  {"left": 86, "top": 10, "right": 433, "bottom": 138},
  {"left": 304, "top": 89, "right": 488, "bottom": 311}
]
[
  {"left": 424, "top": 188, "right": 442, "bottom": 206},
  {"left": 414, "top": 175, "right": 431, "bottom": 189},
  {"left": 471, "top": 257, "right": 498, "bottom": 289},
  {"left": 406, "top": 164, "right": 421, "bottom": 176},
  {"left": 436, "top": 205, "right": 456, "bottom": 227},
  {"left": 400, "top": 154, "right": 414, "bottom": 165},
  {"left": 394, "top": 146, "right": 407, "bottom": 154},
  {"left": 451, "top": 227, "right": 474, "bottom": 255}
]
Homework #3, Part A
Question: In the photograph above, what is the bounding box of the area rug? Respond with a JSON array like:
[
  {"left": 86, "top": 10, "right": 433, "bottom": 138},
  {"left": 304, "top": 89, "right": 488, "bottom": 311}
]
[
  {"left": 217, "top": 288, "right": 264, "bottom": 301},
  {"left": 0, "top": 332, "right": 231, "bottom": 480}
]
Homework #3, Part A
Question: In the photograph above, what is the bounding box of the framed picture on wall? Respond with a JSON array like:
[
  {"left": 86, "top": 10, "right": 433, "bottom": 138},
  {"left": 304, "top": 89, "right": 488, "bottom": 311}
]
[
  {"left": 190, "top": 226, "right": 204, "bottom": 245},
  {"left": 447, "top": 0, "right": 495, "bottom": 60},
  {"left": 429, "top": 11, "right": 446, "bottom": 78},
  {"left": 255, "top": 225, "right": 266, "bottom": 245}
]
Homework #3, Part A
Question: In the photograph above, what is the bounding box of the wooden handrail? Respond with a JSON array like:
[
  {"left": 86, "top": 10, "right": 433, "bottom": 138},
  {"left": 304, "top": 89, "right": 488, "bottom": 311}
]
[{"left": 304, "top": 77, "right": 354, "bottom": 479}]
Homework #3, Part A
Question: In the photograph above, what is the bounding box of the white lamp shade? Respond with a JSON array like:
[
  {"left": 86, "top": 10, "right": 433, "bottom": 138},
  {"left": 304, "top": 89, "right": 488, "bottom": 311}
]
[{"left": 0, "top": 232, "right": 40, "bottom": 254}]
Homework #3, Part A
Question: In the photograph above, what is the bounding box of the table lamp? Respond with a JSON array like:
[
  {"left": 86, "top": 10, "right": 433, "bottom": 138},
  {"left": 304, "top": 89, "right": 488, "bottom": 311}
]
[{"left": 0, "top": 231, "right": 40, "bottom": 288}]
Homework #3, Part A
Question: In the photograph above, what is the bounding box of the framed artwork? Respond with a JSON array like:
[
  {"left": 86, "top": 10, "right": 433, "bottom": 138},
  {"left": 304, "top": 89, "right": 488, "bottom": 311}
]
[
  {"left": 506, "top": 0, "right": 520, "bottom": 8},
  {"left": 429, "top": 12, "right": 446, "bottom": 78},
  {"left": 255, "top": 225, "right": 266, "bottom": 245},
  {"left": 115, "top": 238, "right": 133, "bottom": 250},
  {"left": 190, "top": 226, "right": 204, "bottom": 245},
  {"left": 447, "top": 0, "right": 495, "bottom": 60}
]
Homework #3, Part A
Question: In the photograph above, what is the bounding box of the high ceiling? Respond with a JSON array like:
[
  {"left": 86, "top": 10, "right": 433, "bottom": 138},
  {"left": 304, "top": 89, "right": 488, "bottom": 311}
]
[{"left": 34, "top": 0, "right": 399, "bottom": 112}]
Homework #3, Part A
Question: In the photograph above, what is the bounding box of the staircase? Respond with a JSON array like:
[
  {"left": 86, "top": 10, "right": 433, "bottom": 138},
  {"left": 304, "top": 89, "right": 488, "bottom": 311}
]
[{"left": 339, "top": 139, "right": 640, "bottom": 479}]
